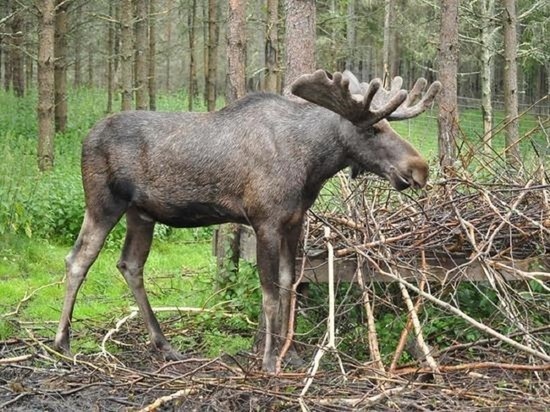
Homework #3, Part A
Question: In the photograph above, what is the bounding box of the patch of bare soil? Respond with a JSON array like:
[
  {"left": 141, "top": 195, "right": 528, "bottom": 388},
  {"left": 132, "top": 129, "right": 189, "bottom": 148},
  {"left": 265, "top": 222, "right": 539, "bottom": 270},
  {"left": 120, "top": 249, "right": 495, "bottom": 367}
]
[{"left": 1, "top": 328, "right": 548, "bottom": 412}]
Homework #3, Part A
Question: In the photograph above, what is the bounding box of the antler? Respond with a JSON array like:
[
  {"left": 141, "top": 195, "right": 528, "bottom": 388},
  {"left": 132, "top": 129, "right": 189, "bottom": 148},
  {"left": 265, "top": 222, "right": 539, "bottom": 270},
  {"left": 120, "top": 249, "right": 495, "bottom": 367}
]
[
  {"left": 360, "top": 75, "right": 442, "bottom": 121},
  {"left": 290, "top": 69, "right": 441, "bottom": 126}
]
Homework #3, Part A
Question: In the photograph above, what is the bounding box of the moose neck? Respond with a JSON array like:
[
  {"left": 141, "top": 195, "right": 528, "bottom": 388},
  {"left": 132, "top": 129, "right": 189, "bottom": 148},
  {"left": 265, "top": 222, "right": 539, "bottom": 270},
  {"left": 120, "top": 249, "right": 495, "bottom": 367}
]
[{"left": 293, "top": 104, "right": 353, "bottom": 192}]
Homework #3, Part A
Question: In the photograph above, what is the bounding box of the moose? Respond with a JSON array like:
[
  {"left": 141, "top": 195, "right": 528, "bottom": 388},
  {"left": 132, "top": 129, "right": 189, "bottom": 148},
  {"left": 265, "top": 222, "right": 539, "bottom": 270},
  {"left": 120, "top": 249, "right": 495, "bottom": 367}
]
[{"left": 53, "top": 70, "right": 441, "bottom": 373}]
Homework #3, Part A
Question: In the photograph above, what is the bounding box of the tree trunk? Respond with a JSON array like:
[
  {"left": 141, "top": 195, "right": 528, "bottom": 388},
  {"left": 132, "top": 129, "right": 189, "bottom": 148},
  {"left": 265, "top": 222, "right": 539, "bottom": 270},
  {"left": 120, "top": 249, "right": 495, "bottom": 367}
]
[
  {"left": 2, "top": 32, "right": 10, "bottom": 92},
  {"left": 188, "top": 0, "right": 197, "bottom": 111},
  {"left": 37, "top": 0, "right": 55, "bottom": 172},
  {"left": 120, "top": 0, "right": 133, "bottom": 111},
  {"left": 502, "top": 0, "right": 521, "bottom": 166},
  {"left": 206, "top": 0, "right": 218, "bottom": 111},
  {"left": 2, "top": 0, "right": 12, "bottom": 92},
  {"left": 382, "top": 0, "right": 395, "bottom": 86},
  {"left": 264, "top": 0, "right": 279, "bottom": 93},
  {"left": 164, "top": 0, "right": 172, "bottom": 91},
  {"left": 216, "top": 0, "right": 248, "bottom": 289},
  {"left": 227, "top": 0, "right": 247, "bottom": 101},
  {"left": 283, "top": 0, "right": 316, "bottom": 91},
  {"left": 479, "top": 0, "right": 495, "bottom": 151},
  {"left": 345, "top": 0, "right": 356, "bottom": 72},
  {"left": 73, "top": 18, "right": 81, "bottom": 88},
  {"left": 87, "top": 49, "right": 94, "bottom": 87},
  {"left": 106, "top": 0, "right": 114, "bottom": 113},
  {"left": 437, "top": 0, "right": 459, "bottom": 169},
  {"left": 148, "top": 0, "right": 157, "bottom": 110},
  {"left": 135, "top": 0, "right": 148, "bottom": 110},
  {"left": 54, "top": 0, "right": 68, "bottom": 132},
  {"left": 11, "top": 4, "right": 24, "bottom": 97}
]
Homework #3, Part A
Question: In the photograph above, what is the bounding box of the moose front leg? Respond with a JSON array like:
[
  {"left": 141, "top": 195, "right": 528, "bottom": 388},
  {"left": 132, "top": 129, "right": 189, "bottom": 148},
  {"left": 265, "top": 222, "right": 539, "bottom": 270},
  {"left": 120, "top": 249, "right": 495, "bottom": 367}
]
[
  {"left": 255, "top": 225, "right": 282, "bottom": 373},
  {"left": 277, "top": 223, "right": 302, "bottom": 356}
]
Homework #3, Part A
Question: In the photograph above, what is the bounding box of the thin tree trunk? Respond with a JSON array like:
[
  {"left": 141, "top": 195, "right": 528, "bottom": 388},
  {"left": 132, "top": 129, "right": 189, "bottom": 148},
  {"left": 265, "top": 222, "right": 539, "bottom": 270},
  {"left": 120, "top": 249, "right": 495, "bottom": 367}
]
[
  {"left": 3, "top": 36, "right": 11, "bottom": 91},
  {"left": 216, "top": 0, "right": 248, "bottom": 288},
  {"left": 120, "top": 0, "right": 133, "bottom": 111},
  {"left": 437, "top": 0, "right": 459, "bottom": 169},
  {"left": 206, "top": 0, "right": 218, "bottom": 111},
  {"left": 283, "top": 0, "right": 316, "bottom": 91},
  {"left": 37, "top": 0, "right": 55, "bottom": 172},
  {"left": 135, "top": 0, "right": 148, "bottom": 110},
  {"left": 165, "top": 0, "right": 172, "bottom": 91},
  {"left": 148, "top": 0, "right": 156, "bottom": 110},
  {"left": 265, "top": 0, "right": 279, "bottom": 93},
  {"left": 106, "top": 0, "right": 114, "bottom": 113},
  {"left": 73, "top": 17, "right": 81, "bottom": 88},
  {"left": 227, "top": 0, "right": 246, "bottom": 101},
  {"left": 382, "top": 0, "right": 396, "bottom": 86},
  {"left": 11, "top": 4, "right": 24, "bottom": 97},
  {"left": 502, "top": 0, "right": 521, "bottom": 166},
  {"left": 480, "top": 0, "right": 495, "bottom": 151},
  {"left": 188, "top": 0, "right": 197, "bottom": 111},
  {"left": 345, "top": 0, "right": 356, "bottom": 72},
  {"left": 54, "top": 0, "right": 68, "bottom": 132},
  {"left": 87, "top": 49, "right": 94, "bottom": 87},
  {"left": 2, "top": 0, "right": 12, "bottom": 92},
  {"left": 113, "top": 2, "right": 120, "bottom": 98}
]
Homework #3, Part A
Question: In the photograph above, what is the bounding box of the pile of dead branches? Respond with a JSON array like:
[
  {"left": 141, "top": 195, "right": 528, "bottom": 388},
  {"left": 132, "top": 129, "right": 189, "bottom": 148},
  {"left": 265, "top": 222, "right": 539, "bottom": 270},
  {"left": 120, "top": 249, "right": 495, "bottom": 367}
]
[{"left": 287, "top": 131, "right": 550, "bottom": 387}]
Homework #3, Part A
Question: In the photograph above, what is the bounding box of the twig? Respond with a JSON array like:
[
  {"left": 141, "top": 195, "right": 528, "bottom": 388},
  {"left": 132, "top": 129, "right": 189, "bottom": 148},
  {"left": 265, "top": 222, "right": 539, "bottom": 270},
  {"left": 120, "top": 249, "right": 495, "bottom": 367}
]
[
  {"left": 356, "top": 260, "right": 385, "bottom": 373},
  {"left": 395, "top": 361, "right": 550, "bottom": 375},
  {"left": 0, "top": 354, "right": 33, "bottom": 364},
  {"left": 138, "top": 386, "right": 201, "bottom": 412},
  {"left": 101, "top": 309, "right": 139, "bottom": 357},
  {"left": 397, "top": 280, "right": 442, "bottom": 383}
]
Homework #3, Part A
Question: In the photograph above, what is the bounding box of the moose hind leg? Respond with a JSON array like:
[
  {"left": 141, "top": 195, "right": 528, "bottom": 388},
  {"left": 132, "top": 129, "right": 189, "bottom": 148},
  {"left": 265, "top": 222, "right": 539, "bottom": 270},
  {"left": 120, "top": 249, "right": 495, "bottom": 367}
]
[
  {"left": 116, "top": 207, "right": 182, "bottom": 360},
  {"left": 54, "top": 208, "right": 123, "bottom": 354}
]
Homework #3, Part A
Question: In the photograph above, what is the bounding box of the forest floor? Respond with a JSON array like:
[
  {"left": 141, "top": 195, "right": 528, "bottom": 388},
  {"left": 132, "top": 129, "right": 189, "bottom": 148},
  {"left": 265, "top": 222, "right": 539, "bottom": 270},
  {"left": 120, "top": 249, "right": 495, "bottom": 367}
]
[{"left": 1, "top": 318, "right": 548, "bottom": 411}]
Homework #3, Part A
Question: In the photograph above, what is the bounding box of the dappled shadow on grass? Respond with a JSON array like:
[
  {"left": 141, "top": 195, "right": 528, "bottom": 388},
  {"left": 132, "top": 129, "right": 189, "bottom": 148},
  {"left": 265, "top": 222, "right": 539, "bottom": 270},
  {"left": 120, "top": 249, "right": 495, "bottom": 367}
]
[{"left": 1, "top": 316, "right": 548, "bottom": 411}]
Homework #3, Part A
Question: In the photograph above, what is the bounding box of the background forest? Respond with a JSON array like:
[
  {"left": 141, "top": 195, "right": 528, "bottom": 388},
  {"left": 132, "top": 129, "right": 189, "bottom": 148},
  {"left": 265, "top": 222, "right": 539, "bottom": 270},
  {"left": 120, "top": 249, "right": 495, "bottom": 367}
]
[{"left": 0, "top": 1, "right": 549, "bottom": 410}]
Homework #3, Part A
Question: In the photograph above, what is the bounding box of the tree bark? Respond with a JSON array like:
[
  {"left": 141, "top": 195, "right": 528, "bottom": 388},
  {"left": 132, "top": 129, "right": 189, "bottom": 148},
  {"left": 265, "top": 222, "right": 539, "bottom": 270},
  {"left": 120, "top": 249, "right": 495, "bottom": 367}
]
[
  {"left": 345, "top": 0, "right": 356, "bottom": 72},
  {"left": 437, "top": 0, "right": 459, "bottom": 169},
  {"left": 216, "top": 0, "right": 248, "bottom": 288},
  {"left": 188, "top": 0, "right": 197, "bottom": 111},
  {"left": 37, "top": 0, "right": 55, "bottom": 172},
  {"left": 264, "top": 0, "right": 279, "bottom": 93},
  {"left": 135, "top": 0, "right": 148, "bottom": 110},
  {"left": 283, "top": 0, "right": 316, "bottom": 91},
  {"left": 206, "top": 0, "right": 218, "bottom": 111},
  {"left": 480, "top": 0, "right": 495, "bottom": 151},
  {"left": 502, "top": 0, "right": 521, "bottom": 166},
  {"left": 73, "top": 13, "right": 81, "bottom": 88},
  {"left": 2, "top": 0, "right": 12, "bottom": 92},
  {"left": 54, "top": 0, "right": 68, "bottom": 132},
  {"left": 120, "top": 0, "right": 133, "bottom": 111},
  {"left": 11, "top": 3, "right": 24, "bottom": 97},
  {"left": 164, "top": 0, "right": 172, "bottom": 91},
  {"left": 227, "top": 0, "right": 247, "bottom": 101},
  {"left": 382, "top": 0, "right": 396, "bottom": 86},
  {"left": 148, "top": 0, "right": 157, "bottom": 110},
  {"left": 106, "top": 0, "right": 114, "bottom": 113}
]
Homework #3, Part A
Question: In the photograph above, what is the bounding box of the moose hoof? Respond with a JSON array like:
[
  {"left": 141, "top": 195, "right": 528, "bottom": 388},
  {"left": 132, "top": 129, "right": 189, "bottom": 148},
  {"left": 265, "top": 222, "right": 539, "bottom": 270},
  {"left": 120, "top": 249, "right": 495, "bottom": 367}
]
[
  {"left": 162, "top": 349, "right": 187, "bottom": 362},
  {"left": 262, "top": 355, "right": 278, "bottom": 375},
  {"left": 52, "top": 335, "right": 72, "bottom": 357}
]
